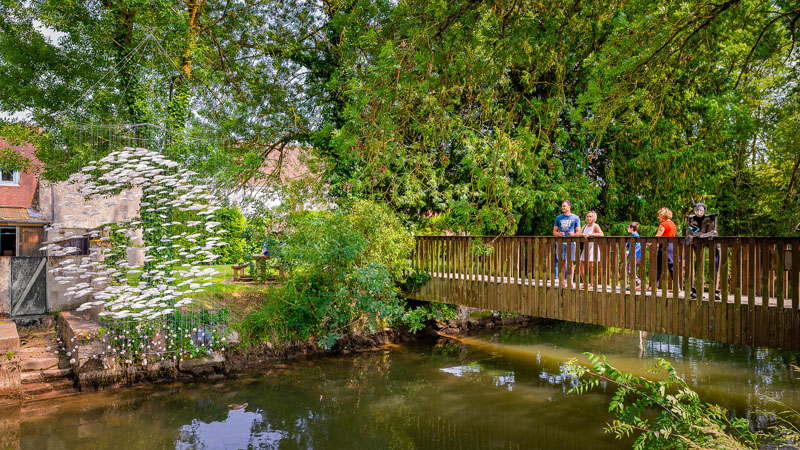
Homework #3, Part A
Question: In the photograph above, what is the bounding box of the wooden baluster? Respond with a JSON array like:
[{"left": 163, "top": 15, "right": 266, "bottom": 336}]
[
  {"left": 692, "top": 241, "right": 703, "bottom": 340},
  {"left": 759, "top": 240, "right": 770, "bottom": 347},
  {"left": 525, "top": 238, "right": 531, "bottom": 316},
  {"left": 671, "top": 238, "right": 679, "bottom": 336},
  {"left": 645, "top": 238, "right": 655, "bottom": 332},
  {"left": 658, "top": 237, "right": 668, "bottom": 334},
  {"left": 708, "top": 239, "right": 717, "bottom": 340},
  {"left": 720, "top": 241, "right": 730, "bottom": 343},
  {"left": 791, "top": 241, "right": 799, "bottom": 352},
  {"left": 584, "top": 237, "right": 592, "bottom": 324},
  {"left": 482, "top": 238, "right": 488, "bottom": 309},
  {"left": 776, "top": 241, "right": 785, "bottom": 349},
  {"left": 610, "top": 238, "right": 618, "bottom": 327},
  {"left": 538, "top": 237, "right": 554, "bottom": 318},
  {"left": 599, "top": 237, "right": 607, "bottom": 326},
  {"left": 747, "top": 239, "right": 756, "bottom": 345},
  {"left": 733, "top": 239, "right": 742, "bottom": 345},
  {"left": 631, "top": 237, "right": 638, "bottom": 331},
  {"left": 548, "top": 237, "right": 555, "bottom": 318}
]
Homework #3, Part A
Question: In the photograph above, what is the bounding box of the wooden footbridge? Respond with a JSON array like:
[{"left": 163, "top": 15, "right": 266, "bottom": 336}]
[{"left": 407, "top": 236, "right": 800, "bottom": 351}]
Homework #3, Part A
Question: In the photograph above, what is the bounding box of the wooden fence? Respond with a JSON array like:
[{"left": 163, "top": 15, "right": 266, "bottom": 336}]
[{"left": 408, "top": 236, "right": 800, "bottom": 351}]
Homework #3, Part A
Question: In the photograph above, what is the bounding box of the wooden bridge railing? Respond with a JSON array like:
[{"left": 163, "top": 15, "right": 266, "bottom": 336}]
[{"left": 409, "top": 236, "right": 800, "bottom": 351}]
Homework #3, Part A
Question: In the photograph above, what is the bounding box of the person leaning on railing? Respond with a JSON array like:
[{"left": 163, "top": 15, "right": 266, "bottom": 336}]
[
  {"left": 654, "top": 207, "right": 676, "bottom": 291},
  {"left": 686, "top": 202, "right": 721, "bottom": 300},
  {"left": 553, "top": 200, "right": 580, "bottom": 288}
]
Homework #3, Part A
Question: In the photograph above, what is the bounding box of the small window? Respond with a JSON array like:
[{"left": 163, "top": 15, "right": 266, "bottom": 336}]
[{"left": 0, "top": 169, "right": 20, "bottom": 185}]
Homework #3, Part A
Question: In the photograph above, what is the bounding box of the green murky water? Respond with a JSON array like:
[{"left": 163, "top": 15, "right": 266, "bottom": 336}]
[{"left": 2, "top": 321, "right": 799, "bottom": 449}]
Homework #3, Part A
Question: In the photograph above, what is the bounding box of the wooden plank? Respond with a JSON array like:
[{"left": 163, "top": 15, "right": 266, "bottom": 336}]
[
  {"left": 757, "top": 241, "right": 768, "bottom": 347},
  {"left": 648, "top": 239, "right": 657, "bottom": 332},
  {"left": 545, "top": 237, "right": 552, "bottom": 319},
  {"left": 600, "top": 238, "right": 607, "bottom": 326},
  {"left": 610, "top": 238, "right": 619, "bottom": 328},
  {"left": 566, "top": 238, "right": 573, "bottom": 321},
  {"left": 524, "top": 238, "right": 530, "bottom": 315},
  {"left": 546, "top": 237, "right": 552, "bottom": 318},
  {"left": 629, "top": 236, "right": 637, "bottom": 330},
  {"left": 672, "top": 239, "right": 680, "bottom": 335},
  {"left": 721, "top": 243, "right": 730, "bottom": 343},
  {"left": 659, "top": 239, "right": 668, "bottom": 334},
  {"left": 747, "top": 240, "right": 756, "bottom": 345},
  {"left": 733, "top": 240, "right": 742, "bottom": 345},
  {"left": 583, "top": 238, "right": 590, "bottom": 323},
  {"left": 792, "top": 241, "right": 799, "bottom": 352},
  {"left": 776, "top": 242, "right": 785, "bottom": 349},
  {"left": 693, "top": 242, "right": 705, "bottom": 339},
  {"left": 548, "top": 238, "right": 555, "bottom": 319},
  {"left": 619, "top": 238, "right": 626, "bottom": 328},
  {"left": 534, "top": 238, "right": 541, "bottom": 317},
  {"left": 709, "top": 241, "right": 717, "bottom": 339}
]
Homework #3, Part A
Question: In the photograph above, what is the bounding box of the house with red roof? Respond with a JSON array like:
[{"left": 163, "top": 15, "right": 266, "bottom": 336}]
[{"left": 0, "top": 138, "right": 48, "bottom": 257}]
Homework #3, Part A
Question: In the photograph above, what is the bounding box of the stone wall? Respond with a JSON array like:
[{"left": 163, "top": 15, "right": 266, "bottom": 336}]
[
  {"left": 0, "top": 321, "right": 20, "bottom": 394},
  {"left": 38, "top": 181, "right": 141, "bottom": 230}
]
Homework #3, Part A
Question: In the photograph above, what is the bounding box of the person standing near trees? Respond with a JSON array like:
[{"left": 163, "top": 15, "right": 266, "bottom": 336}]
[
  {"left": 553, "top": 200, "right": 581, "bottom": 288},
  {"left": 579, "top": 210, "right": 604, "bottom": 289},
  {"left": 687, "top": 202, "right": 721, "bottom": 300},
  {"left": 654, "top": 207, "right": 677, "bottom": 290}
]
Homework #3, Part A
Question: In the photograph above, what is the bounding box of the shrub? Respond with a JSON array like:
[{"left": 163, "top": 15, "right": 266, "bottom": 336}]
[
  {"left": 239, "top": 200, "right": 417, "bottom": 349},
  {"left": 565, "top": 354, "right": 762, "bottom": 449},
  {"left": 214, "top": 206, "right": 246, "bottom": 264}
]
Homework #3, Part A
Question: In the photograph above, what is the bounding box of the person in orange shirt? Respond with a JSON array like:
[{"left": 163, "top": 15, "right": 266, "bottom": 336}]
[{"left": 655, "top": 207, "right": 676, "bottom": 289}]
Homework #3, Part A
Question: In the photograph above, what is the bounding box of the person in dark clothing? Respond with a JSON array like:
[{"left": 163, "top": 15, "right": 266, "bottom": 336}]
[{"left": 686, "top": 202, "right": 721, "bottom": 300}]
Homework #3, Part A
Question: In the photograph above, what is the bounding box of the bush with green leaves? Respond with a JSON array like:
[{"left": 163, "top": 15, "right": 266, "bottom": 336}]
[
  {"left": 213, "top": 206, "right": 246, "bottom": 264},
  {"left": 239, "top": 200, "right": 417, "bottom": 349},
  {"left": 565, "top": 354, "right": 764, "bottom": 450}
]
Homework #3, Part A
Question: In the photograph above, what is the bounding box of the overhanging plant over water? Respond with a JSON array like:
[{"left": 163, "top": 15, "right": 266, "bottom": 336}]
[
  {"left": 564, "top": 353, "right": 763, "bottom": 449},
  {"left": 46, "top": 147, "right": 230, "bottom": 368}
]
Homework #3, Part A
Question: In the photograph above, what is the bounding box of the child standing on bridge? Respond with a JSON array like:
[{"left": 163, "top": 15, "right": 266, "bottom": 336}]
[
  {"left": 579, "top": 210, "right": 604, "bottom": 289},
  {"left": 626, "top": 222, "right": 642, "bottom": 289}
]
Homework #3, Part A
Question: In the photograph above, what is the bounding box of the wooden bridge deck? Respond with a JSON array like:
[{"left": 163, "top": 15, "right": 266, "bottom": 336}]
[{"left": 408, "top": 236, "right": 800, "bottom": 351}]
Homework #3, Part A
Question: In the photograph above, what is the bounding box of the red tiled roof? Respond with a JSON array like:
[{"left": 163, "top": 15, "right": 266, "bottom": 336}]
[{"left": 0, "top": 207, "right": 47, "bottom": 224}]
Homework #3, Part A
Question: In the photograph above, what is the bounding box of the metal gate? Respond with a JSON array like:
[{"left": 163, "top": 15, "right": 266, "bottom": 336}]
[{"left": 10, "top": 256, "right": 47, "bottom": 317}]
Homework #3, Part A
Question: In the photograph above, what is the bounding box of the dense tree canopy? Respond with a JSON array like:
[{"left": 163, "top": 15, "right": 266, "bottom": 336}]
[{"left": 0, "top": 0, "right": 798, "bottom": 235}]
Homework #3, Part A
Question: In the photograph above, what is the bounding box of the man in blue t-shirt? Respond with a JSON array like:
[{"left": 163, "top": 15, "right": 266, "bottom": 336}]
[{"left": 552, "top": 200, "right": 580, "bottom": 287}]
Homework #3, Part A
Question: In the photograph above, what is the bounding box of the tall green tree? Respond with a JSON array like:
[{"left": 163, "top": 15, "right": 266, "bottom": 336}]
[{"left": 1, "top": 0, "right": 798, "bottom": 235}]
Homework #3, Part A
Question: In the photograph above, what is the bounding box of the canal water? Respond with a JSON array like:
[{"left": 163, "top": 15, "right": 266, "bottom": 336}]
[{"left": 2, "top": 320, "right": 799, "bottom": 449}]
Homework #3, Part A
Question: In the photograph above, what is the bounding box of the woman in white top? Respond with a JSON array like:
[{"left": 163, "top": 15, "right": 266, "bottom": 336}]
[{"left": 579, "top": 211, "right": 604, "bottom": 289}]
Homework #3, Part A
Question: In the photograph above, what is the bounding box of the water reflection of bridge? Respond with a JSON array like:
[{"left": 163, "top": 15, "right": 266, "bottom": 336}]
[{"left": 407, "top": 236, "right": 799, "bottom": 351}]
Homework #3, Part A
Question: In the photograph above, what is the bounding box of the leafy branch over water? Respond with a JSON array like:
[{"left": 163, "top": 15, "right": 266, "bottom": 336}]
[{"left": 564, "top": 353, "right": 772, "bottom": 450}]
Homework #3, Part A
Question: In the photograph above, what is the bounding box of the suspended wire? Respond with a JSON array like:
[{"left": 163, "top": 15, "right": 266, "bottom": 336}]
[{"left": 52, "top": 33, "right": 155, "bottom": 123}]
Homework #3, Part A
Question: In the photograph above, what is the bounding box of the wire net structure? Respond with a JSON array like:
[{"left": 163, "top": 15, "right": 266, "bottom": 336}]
[{"left": 44, "top": 135, "right": 236, "bottom": 372}]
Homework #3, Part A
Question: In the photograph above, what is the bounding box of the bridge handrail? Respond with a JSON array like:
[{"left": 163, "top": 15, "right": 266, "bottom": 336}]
[
  {"left": 410, "top": 235, "right": 800, "bottom": 350},
  {"left": 412, "top": 235, "right": 798, "bottom": 310}
]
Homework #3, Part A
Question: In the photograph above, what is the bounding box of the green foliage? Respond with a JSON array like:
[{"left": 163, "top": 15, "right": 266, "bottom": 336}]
[
  {"left": 2, "top": 1, "right": 799, "bottom": 236},
  {"left": 241, "top": 215, "right": 270, "bottom": 261},
  {"left": 565, "top": 353, "right": 762, "bottom": 449},
  {"left": 402, "top": 303, "right": 456, "bottom": 333},
  {"left": 214, "top": 206, "right": 246, "bottom": 264},
  {"left": 398, "top": 271, "right": 431, "bottom": 293},
  {"left": 239, "top": 200, "right": 421, "bottom": 349}
]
